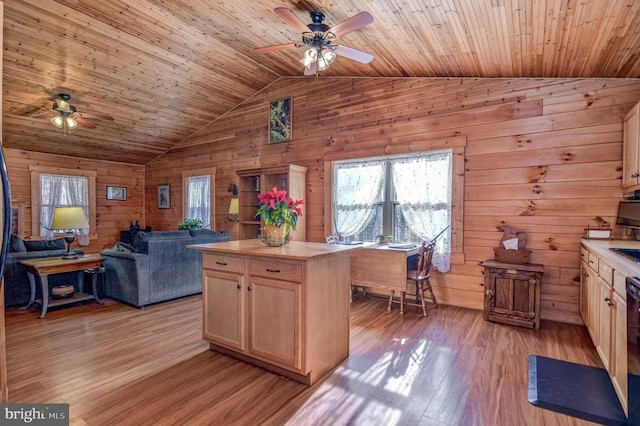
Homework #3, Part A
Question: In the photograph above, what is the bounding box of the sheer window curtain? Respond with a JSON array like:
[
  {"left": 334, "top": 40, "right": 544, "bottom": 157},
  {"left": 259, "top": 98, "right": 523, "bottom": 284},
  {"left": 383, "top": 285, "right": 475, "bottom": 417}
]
[
  {"left": 40, "top": 174, "right": 90, "bottom": 241},
  {"left": 391, "top": 150, "right": 452, "bottom": 272},
  {"left": 333, "top": 159, "right": 385, "bottom": 237},
  {"left": 187, "top": 176, "right": 211, "bottom": 228}
]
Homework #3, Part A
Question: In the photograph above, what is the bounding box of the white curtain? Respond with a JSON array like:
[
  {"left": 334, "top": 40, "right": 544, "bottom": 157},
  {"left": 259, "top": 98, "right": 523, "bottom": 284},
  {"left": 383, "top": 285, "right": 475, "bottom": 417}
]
[
  {"left": 391, "top": 150, "right": 452, "bottom": 272},
  {"left": 187, "top": 175, "right": 211, "bottom": 228},
  {"left": 333, "top": 159, "right": 385, "bottom": 237},
  {"left": 40, "top": 174, "right": 89, "bottom": 239}
]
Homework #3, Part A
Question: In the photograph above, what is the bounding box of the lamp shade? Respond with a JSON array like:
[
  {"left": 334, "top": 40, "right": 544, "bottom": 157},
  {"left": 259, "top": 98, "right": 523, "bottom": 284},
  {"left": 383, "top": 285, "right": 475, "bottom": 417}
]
[
  {"left": 228, "top": 198, "right": 239, "bottom": 215},
  {"left": 51, "top": 206, "right": 89, "bottom": 230}
]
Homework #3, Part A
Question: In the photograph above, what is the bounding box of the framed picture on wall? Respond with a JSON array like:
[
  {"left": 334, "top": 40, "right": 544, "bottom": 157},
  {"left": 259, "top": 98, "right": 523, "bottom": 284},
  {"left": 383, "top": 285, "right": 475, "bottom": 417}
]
[
  {"left": 158, "top": 184, "right": 170, "bottom": 209},
  {"left": 268, "top": 96, "right": 292, "bottom": 144},
  {"left": 106, "top": 186, "right": 127, "bottom": 201}
]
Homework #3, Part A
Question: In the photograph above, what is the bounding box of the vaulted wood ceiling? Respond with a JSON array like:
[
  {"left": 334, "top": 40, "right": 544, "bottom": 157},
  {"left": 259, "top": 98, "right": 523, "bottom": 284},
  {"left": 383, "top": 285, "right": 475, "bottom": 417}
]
[{"left": 4, "top": 0, "right": 640, "bottom": 165}]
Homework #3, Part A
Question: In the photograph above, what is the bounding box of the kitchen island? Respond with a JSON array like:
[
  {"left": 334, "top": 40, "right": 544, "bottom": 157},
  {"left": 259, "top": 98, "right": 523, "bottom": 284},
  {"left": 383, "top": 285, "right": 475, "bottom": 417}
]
[{"left": 188, "top": 239, "right": 357, "bottom": 385}]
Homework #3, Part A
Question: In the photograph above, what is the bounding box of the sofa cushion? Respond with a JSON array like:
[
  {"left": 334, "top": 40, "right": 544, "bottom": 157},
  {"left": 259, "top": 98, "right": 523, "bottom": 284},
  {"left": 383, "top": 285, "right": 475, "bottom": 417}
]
[
  {"left": 9, "top": 235, "right": 26, "bottom": 253},
  {"left": 112, "top": 242, "right": 136, "bottom": 253},
  {"left": 23, "top": 239, "right": 65, "bottom": 252}
]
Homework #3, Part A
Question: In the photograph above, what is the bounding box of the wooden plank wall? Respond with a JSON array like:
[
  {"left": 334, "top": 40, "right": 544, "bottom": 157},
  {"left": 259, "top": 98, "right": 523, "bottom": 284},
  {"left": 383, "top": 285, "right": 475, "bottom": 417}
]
[
  {"left": 145, "top": 77, "right": 640, "bottom": 324},
  {"left": 4, "top": 148, "right": 145, "bottom": 252}
]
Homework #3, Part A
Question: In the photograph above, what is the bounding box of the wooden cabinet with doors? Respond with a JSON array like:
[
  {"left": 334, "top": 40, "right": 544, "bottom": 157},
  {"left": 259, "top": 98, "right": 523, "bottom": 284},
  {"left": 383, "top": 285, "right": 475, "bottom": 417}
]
[
  {"left": 580, "top": 241, "right": 631, "bottom": 416},
  {"left": 193, "top": 240, "right": 353, "bottom": 386},
  {"left": 623, "top": 100, "right": 640, "bottom": 189},
  {"left": 482, "top": 260, "right": 544, "bottom": 329},
  {"left": 236, "top": 165, "right": 307, "bottom": 241}
]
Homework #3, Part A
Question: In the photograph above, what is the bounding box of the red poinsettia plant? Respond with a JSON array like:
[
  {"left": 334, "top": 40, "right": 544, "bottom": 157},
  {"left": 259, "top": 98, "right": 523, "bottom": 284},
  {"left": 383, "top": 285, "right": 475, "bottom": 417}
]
[{"left": 255, "top": 186, "right": 304, "bottom": 230}]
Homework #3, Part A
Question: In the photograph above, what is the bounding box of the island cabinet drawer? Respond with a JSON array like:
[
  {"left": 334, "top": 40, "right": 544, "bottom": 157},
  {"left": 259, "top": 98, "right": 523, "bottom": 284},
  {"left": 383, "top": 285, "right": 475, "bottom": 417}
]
[
  {"left": 249, "top": 259, "right": 302, "bottom": 283},
  {"left": 587, "top": 251, "right": 599, "bottom": 272},
  {"left": 580, "top": 247, "right": 589, "bottom": 264},
  {"left": 598, "top": 259, "right": 613, "bottom": 285},
  {"left": 203, "top": 254, "right": 243, "bottom": 273}
]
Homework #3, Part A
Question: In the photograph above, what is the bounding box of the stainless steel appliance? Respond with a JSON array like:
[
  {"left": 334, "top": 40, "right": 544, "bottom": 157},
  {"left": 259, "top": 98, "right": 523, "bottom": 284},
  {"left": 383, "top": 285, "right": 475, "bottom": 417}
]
[{"left": 626, "top": 277, "right": 640, "bottom": 422}]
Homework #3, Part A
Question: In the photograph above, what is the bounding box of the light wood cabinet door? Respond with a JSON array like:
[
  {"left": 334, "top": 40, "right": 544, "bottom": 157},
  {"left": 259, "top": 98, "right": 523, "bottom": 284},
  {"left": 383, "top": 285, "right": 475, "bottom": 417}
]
[
  {"left": 596, "top": 277, "right": 613, "bottom": 372},
  {"left": 587, "top": 263, "right": 600, "bottom": 343},
  {"left": 623, "top": 102, "right": 640, "bottom": 189},
  {"left": 580, "top": 260, "right": 590, "bottom": 327},
  {"left": 248, "top": 276, "right": 302, "bottom": 371},
  {"left": 611, "top": 288, "right": 629, "bottom": 416},
  {"left": 203, "top": 270, "right": 245, "bottom": 351}
]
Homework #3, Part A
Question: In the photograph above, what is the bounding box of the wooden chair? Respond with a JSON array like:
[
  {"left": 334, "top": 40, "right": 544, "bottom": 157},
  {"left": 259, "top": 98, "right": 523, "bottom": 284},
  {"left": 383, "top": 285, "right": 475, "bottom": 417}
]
[{"left": 388, "top": 241, "right": 438, "bottom": 316}]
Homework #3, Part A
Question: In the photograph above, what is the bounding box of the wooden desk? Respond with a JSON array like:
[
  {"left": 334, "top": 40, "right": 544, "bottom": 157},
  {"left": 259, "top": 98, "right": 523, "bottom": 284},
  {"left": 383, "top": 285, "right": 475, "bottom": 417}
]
[
  {"left": 350, "top": 243, "right": 421, "bottom": 291},
  {"left": 21, "top": 255, "right": 105, "bottom": 318}
]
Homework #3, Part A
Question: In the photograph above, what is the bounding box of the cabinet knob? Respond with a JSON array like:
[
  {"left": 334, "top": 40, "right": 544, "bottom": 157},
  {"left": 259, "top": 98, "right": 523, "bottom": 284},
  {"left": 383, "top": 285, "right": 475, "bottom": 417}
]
[
  {"left": 486, "top": 289, "right": 494, "bottom": 298},
  {"left": 583, "top": 272, "right": 589, "bottom": 278},
  {"left": 632, "top": 173, "right": 640, "bottom": 178},
  {"left": 237, "top": 284, "right": 241, "bottom": 290},
  {"left": 247, "top": 286, "right": 251, "bottom": 291}
]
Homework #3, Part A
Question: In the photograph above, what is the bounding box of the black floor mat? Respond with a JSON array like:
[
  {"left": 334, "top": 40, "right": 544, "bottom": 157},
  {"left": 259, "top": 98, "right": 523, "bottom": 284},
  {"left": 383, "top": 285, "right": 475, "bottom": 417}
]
[{"left": 528, "top": 355, "right": 629, "bottom": 425}]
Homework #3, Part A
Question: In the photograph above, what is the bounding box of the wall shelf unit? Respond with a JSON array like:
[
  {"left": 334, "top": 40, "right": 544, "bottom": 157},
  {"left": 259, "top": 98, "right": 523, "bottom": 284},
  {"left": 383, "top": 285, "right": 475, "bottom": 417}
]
[{"left": 236, "top": 165, "right": 307, "bottom": 241}]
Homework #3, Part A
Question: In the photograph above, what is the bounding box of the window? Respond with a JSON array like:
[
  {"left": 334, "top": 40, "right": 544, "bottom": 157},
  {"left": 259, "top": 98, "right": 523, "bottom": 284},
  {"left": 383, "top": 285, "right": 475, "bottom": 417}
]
[
  {"left": 30, "top": 166, "right": 97, "bottom": 239},
  {"left": 332, "top": 150, "right": 453, "bottom": 272},
  {"left": 182, "top": 168, "right": 216, "bottom": 229}
]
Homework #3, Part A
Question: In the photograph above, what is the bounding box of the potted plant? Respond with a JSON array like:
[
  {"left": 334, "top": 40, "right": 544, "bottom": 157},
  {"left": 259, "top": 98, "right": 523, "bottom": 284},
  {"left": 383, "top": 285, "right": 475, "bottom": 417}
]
[
  {"left": 377, "top": 234, "right": 393, "bottom": 244},
  {"left": 255, "top": 186, "right": 304, "bottom": 246},
  {"left": 178, "top": 218, "right": 203, "bottom": 230}
]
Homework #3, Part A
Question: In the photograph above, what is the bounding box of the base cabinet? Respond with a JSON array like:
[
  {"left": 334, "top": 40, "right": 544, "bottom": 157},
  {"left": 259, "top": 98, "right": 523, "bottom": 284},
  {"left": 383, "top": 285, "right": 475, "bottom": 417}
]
[
  {"left": 482, "top": 260, "right": 544, "bottom": 329},
  {"left": 580, "top": 242, "right": 630, "bottom": 417},
  {"left": 194, "top": 240, "right": 352, "bottom": 386}
]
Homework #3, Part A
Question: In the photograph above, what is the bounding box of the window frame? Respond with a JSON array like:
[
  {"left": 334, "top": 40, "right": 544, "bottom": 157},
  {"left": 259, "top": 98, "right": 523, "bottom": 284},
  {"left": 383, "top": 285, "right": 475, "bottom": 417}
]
[
  {"left": 29, "top": 165, "right": 97, "bottom": 239},
  {"left": 323, "top": 136, "right": 466, "bottom": 263},
  {"left": 182, "top": 167, "right": 216, "bottom": 229}
]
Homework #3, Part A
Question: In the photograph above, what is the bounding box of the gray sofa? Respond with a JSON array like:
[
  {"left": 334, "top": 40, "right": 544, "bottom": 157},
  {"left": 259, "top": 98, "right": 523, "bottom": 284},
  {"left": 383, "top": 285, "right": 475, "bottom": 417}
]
[
  {"left": 100, "top": 229, "right": 229, "bottom": 308},
  {"left": 3, "top": 235, "right": 85, "bottom": 307}
]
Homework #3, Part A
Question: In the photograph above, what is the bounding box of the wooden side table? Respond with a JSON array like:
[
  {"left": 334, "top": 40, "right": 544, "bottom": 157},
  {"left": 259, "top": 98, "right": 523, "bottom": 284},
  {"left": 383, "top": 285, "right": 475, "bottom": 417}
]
[
  {"left": 481, "top": 260, "right": 544, "bottom": 329},
  {"left": 21, "top": 255, "right": 105, "bottom": 318}
]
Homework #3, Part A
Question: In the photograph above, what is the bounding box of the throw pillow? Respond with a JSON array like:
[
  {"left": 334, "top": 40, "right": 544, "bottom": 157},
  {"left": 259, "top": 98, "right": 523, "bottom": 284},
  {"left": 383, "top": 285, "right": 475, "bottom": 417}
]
[
  {"left": 112, "top": 242, "right": 136, "bottom": 253},
  {"left": 24, "top": 238, "right": 65, "bottom": 252},
  {"left": 9, "top": 235, "right": 26, "bottom": 253}
]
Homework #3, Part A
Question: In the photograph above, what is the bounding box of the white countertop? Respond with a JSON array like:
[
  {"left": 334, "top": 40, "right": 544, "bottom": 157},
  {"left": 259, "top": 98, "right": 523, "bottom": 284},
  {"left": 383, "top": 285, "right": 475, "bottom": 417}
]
[{"left": 581, "top": 238, "right": 640, "bottom": 277}]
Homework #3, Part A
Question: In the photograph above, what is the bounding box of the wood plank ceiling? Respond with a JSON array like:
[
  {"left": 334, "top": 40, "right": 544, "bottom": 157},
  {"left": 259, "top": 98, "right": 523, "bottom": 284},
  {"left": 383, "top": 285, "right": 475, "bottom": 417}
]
[{"left": 3, "top": 0, "right": 640, "bottom": 165}]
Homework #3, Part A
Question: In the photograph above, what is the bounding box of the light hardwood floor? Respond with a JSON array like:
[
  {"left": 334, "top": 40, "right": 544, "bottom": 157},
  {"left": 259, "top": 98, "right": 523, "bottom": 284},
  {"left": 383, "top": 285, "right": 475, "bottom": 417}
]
[{"left": 5, "top": 294, "right": 601, "bottom": 425}]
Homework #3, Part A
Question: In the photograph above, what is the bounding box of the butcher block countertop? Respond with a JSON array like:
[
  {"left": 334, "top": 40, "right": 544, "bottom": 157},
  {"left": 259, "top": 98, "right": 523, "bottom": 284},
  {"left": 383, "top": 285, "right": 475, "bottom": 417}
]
[
  {"left": 187, "top": 239, "right": 360, "bottom": 260},
  {"left": 581, "top": 238, "right": 640, "bottom": 277}
]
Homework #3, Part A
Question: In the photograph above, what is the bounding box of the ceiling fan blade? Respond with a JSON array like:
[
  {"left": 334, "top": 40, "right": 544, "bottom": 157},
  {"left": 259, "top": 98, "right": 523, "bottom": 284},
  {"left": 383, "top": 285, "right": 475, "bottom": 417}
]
[
  {"left": 328, "top": 11, "right": 373, "bottom": 39},
  {"left": 304, "top": 62, "right": 318, "bottom": 76},
  {"left": 333, "top": 45, "right": 374, "bottom": 64},
  {"left": 75, "top": 116, "right": 96, "bottom": 129},
  {"left": 254, "top": 43, "right": 299, "bottom": 54},
  {"left": 274, "top": 8, "right": 310, "bottom": 34},
  {"left": 78, "top": 112, "right": 114, "bottom": 121}
]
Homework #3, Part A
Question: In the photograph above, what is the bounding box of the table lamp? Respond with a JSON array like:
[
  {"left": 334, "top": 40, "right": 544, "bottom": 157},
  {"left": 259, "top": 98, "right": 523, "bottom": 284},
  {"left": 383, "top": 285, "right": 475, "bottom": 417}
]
[{"left": 51, "top": 206, "right": 89, "bottom": 259}]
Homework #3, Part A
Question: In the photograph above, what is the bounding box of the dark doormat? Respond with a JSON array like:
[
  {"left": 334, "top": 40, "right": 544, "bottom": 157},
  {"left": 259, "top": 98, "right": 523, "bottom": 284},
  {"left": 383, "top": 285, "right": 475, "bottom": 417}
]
[{"left": 528, "top": 354, "right": 629, "bottom": 425}]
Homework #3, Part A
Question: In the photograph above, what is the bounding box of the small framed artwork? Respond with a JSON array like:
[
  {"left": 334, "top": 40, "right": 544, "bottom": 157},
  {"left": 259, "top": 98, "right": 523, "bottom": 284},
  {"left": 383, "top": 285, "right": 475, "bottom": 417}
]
[
  {"left": 106, "top": 186, "right": 127, "bottom": 201},
  {"left": 269, "top": 96, "right": 292, "bottom": 144},
  {"left": 158, "top": 184, "right": 170, "bottom": 209}
]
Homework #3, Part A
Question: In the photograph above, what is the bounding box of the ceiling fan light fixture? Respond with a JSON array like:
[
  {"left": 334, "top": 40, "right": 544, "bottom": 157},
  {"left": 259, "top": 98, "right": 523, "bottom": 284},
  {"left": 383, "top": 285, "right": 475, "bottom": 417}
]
[
  {"left": 66, "top": 117, "right": 78, "bottom": 130},
  {"left": 321, "top": 48, "right": 336, "bottom": 65},
  {"left": 51, "top": 116, "right": 64, "bottom": 128},
  {"left": 301, "top": 48, "right": 318, "bottom": 67}
]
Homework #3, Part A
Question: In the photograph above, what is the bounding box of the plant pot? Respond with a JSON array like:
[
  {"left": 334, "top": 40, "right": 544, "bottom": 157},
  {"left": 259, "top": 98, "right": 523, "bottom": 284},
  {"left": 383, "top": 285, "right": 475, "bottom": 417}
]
[{"left": 261, "top": 224, "right": 290, "bottom": 247}]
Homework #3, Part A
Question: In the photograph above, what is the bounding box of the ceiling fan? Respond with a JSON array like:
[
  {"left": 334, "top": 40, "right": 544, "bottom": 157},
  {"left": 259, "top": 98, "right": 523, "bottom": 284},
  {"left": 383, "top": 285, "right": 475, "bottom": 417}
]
[
  {"left": 34, "top": 93, "right": 114, "bottom": 131},
  {"left": 255, "top": 8, "right": 374, "bottom": 75}
]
